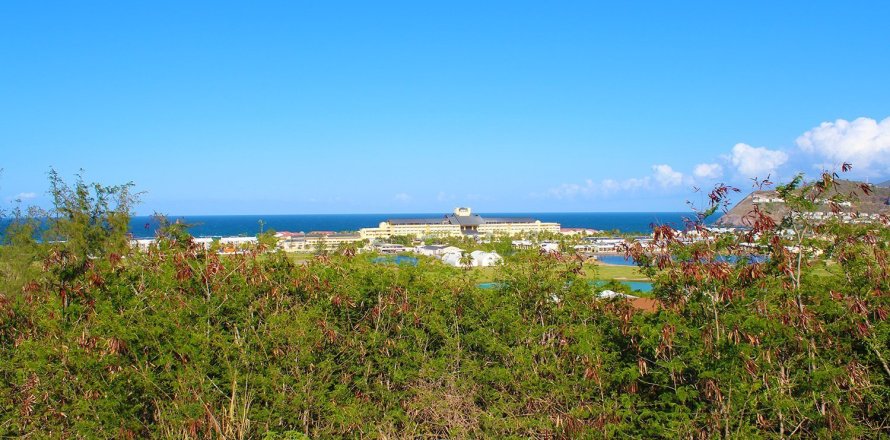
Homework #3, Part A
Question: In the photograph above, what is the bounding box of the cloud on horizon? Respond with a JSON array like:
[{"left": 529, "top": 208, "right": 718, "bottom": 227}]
[
  {"left": 541, "top": 164, "right": 689, "bottom": 199},
  {"left": 393, "top": 193, "right": 412, "bottom": 203},
  {"left": 538, "top": 116, "right": 889, "bottom": 203},
  {"left": 796, "top": 116, "right": 890, "bottom": 175},
  {"left": 9, "top": 192, "right": 37, "bottom": 202}
]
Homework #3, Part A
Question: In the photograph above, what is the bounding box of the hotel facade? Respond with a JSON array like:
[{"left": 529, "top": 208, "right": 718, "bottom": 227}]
[
  {"left": 359, "top": 207, "right": 560, "bottom": 239},
  {"left": 278, "top": 233, "right": 364, "bottom": 252}
]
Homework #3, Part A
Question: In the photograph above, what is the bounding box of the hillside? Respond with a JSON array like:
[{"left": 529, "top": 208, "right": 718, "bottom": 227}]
[
  {"left": 3, "top": 173, "right": 889, "bottom": 438},
  {"left": 717, "top": 179, "right": 890, "bottom": 227}
]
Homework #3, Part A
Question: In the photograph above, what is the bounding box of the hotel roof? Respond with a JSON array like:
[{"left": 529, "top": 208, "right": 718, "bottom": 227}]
[
  {"left": 388, "top": 217, "right": 450, "bottom": 225},
  {"left": 447, "top": 214, "right": 484, "bottom": 227},
  {"left": 386, "top": 213, "right": 538, "bottom": 226},
  {"left": 482, "top": 217, "right": 536, "bottom": 224}
]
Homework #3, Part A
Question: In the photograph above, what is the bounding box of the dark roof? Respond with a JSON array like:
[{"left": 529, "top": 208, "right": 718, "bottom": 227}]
[
  {"left": 446, "top": 214, "right": 484, "bottom": 227},
  {"left": 388, "top": 217, "right": 449, "bottom": 225},
  {"left": 482, "top": 217, "right": 535, "bottom": 224},
  {"left": 386, "top": 213, "right": 546, "bottom": 227},
  {"left": 328, "top": 233, "right": 361, "bottom": 238}
]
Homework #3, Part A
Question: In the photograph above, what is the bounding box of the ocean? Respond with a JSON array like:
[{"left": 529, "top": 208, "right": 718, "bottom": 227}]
[{"left": 127, "top": 212, "right": 705, "bottom": 239}]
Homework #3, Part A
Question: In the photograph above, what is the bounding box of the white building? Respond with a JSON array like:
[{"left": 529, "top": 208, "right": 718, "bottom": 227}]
[
  {"left": 131, "top": 239, "right": 156, "bottom": 252},
  {"left": 220, "top": 236, "right": 258, "bottom": 245},
  {"left": 560, "top": 228, "right": 600, "bottom": 236},
  {"left": 573, "top": 244, "right": 597, "bottom": 253},
  {"left": 374, "top": 243, "right": 409, "bottom": 254},
  {"left": 130, "top": 237, "right": 213, "bottom": 251},
  {"left": 193, "top": 237, "right": 214, "bottom": 250},
  {"left": 469, "top": 250, "right": 502, "bottom": 267},
  {"left": 539, "top": 242, "right": 560, "bottom": 253},
  {"left": 440, "top": 250, "right": 502, "bottom": 267},
  {"left": 360, "top": 207, "right": 560, "bottom": 239},
  {"left": 279, "top": 233, "right": 363, "bottom": 252},
  {"left": 414, "top": 245, "right": 463, "bottom": 257},
  {"left": 752, "top": 193, "right": 784, "bottom": 204},
  {"left": 583, "top": 237, "right": 626, "bottom": 253},
  {"left": 441, "top": 252, "right": 464, "bottom": 267},
  {"left": 512, "top": 239, "right": 534, "bottom": 250},
  {"left": 218, "top": 236, "right": 259, "bottom": 254},
  {"left": 598, "top": 290, "right": 637, "bottom": 299}
]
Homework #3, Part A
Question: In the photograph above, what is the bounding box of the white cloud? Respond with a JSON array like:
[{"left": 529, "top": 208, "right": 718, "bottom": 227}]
[
  {"left": 730, "top": 143, "right": 788, "bottom": 178},
  {"left": 693, "top": 163, "right": 723, "bottom": 179},
  {"left": 545, "top": 181, "right": 593, "bottom": 199},
  {"left": 14, "top": 192, "right": 37, "bottom": 200},
  {"left": 652, "top": 164, "right": 685, "bottom": 187},
  {"left": 393, "top": 193, "right": 411, "bottom": 202},
  {"left": 796, "top": 116, "right": 890, "bottom": 173},
  {"left": 601, "top": 177, "right": 650, "bottom": 193},
  {"left": 543, "top": 164, "right": 690, "bottom": 199}
]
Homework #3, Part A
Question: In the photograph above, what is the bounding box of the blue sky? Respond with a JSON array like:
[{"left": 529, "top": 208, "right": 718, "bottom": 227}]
[{"left": 2, "top": 1, "right": 889, "bottom": 215}]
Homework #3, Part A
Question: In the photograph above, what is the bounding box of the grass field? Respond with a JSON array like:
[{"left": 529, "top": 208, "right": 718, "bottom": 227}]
[
  {"left": 585, "top": 262, "right": 648, "bottom": 280},
  {"left": 284, "top": 252, "right": 651, "bottom": 282},
  {"left": 286, "top": 253, "right": 312, "bottom": 264},
  {"left": 473, "top": 261, "right": 649, "bottom": 283}
]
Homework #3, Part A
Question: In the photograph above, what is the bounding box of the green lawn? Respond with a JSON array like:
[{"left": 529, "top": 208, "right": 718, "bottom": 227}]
[
  {"left": 281, "top": 252, "right": 651, "bottom": 282},
  {"left": 286, "top": 253, "right": 313, "bottom": 264},
  {"left": 585, "top": 263, "right": 649, "bottom": 281},
  {"left": 472, "top": 261, "right": 650, "bottom": 283}
]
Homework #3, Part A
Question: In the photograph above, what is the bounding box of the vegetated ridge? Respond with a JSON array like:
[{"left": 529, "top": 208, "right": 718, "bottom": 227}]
[
  {"left": 717, "top": 179, "right": 890, "bottom": 227},
  {"left": 2, "top": 171, "right": 889, "bottom": 438}
]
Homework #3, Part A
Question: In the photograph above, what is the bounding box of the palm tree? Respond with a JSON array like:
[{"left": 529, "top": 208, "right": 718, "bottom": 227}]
[{"left": 459, "top": 251, "right": 473, "bottom": 269}]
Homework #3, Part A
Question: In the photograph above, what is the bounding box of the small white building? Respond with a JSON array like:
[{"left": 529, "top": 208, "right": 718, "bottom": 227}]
[
  {"left": 217, "top": 236, "right": 259, "bottom": 254},
  {"left": 560, "top": 228, "right": 600, "bottom": 236},
  {"left": 598, "top": 290, "right": 637, "bottom": 299},
  {"left": 512, "top": 239, "right": 534, "bottom": 250},
  {"left": 375, "top": 243, "right": 409, "bottom": 254},
  {"left": 193, "top": 237, "right": 214, "bottom": 250},
  {"left": 539, "top": 242, "right": 560, "bottom": 253},
  {"left": 279, "top": 233, "right": 363, "bottom": 252},
  {"left": 573, "top": 244, "right": 597, "bottom": 253},
  {"left": 440, "top": 252, "right": 464, "bottom": 267},
  {"left": 439, "top": 250, "right": 502, "bottom": 267},
  {"left": 469, "top": 250, "right": 502, "bottom": 267},
  {"left": 131, "top": 239, "right": 156, "bottom": 252},
  {"left": 753, "top": 194, "right": 784, "bottom": 204},
  {"left": 220, "top": 236, "right": 258, "bottom": 246},
  {"left": 131, "top": 237, "right": 214, "bottom": 252},
  {"left": 414, "top": 245, "right": 463, "bottom": 257},
  {"left": 584, "top": 237, "right": 625, "bottom": 253}
]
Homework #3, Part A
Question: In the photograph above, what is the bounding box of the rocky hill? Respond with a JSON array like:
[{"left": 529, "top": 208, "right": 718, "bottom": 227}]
[{"left": 716, "top": 180, "right": 890, "bottom": 227}]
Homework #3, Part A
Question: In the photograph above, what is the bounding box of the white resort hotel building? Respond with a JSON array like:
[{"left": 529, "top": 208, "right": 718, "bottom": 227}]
[{"left": 359, "top": 207, "right": 560, "bottom": 239}]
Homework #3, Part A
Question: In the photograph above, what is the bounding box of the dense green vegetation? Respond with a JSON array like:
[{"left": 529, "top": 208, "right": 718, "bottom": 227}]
[{"left": 1, "top": 172, "right": 888, "bottom": 438}]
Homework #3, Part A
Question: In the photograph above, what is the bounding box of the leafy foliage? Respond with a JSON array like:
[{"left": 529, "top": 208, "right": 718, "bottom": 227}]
[{"left": 0, "top": 170, "right": 888, "bottom": 438}]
